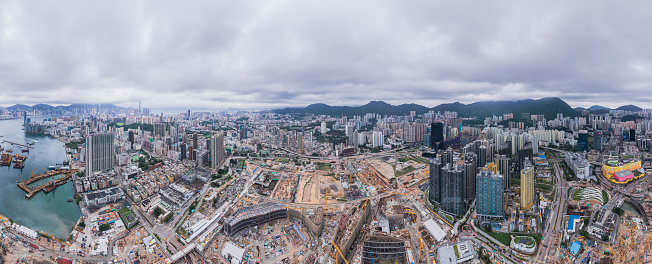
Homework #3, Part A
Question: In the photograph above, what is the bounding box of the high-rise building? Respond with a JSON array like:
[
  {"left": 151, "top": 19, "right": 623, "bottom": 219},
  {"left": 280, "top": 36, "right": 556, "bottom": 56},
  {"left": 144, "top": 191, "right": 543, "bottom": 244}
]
[
  {"left": 517, "top": 145, "right": 533, "bottom": 173},
  {"left": 86, "top": 133, "right": 115, "bottom": 176},
  {"left": 495, "top": 155, "right": 511, "bottom": 189},
  {"left": 321, "top": 121, "right": 327, "bottom": 134},
  {"left": 476, "top": 168, "right": 504, "bottom": 218},
  {"left": 193, "top": 133, "right": 198, "bottom": 150},
  {"left": 520, "top": 159, "right": 534, "bottom": 211},
  {"left": 154, "top": 123, "right": 166, "bottom": 138},
  {"left": 428, "top": 158, "right": 443, "bottom": 205},
  {"left": 578, "top": 132, "right": 588, "bottom": 152},
  {"left": 441, "top": 148, "right": 454, "bottom": 166},
  {"left": 630, "top": 129, "right": 636, "bottom": 142},
  {"left": 372, "top": 131, "right": 384, "bottom": 148},
  {"left": 594, "top": 130, "right": 603, "bottom": 151},
  {"left": 476, "top": 146, "right": 487, "bottom": 168},
  {"left": 180, "top": 144, "right": 187, "bottom": 160},
  {"left": 463, "top": 153, "right": 477, "bottom": 203},
  {"left": 297, "top": 134, "right": 304, "bottom": 153},
  {"left": 239, "top": 126, "right": 248, "bottom": 140},
  {"left": 210, "top": 132, "right": 225, "bottom": 169},
  {"left": 440, "top": 164, "right": 466, "bottom": 216},
  {"left": 431, "top": 122, "right": 444, "bottom": 150},
  {"left": 128, "top": 131, "right": 134, "bottom": 148}
]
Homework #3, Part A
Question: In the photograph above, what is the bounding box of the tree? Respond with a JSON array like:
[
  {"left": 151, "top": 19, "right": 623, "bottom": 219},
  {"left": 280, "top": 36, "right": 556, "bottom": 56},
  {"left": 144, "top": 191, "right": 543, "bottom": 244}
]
[
  {"left": 612, "top": 207, "right": 624, "bottom": 216},
  {"left": 579, "top": 230, "right": 590, "bottom": 238},
  {"left": 163, "top": 213, "right": 173, "bottom": 223},
  {"left": 153, "top": 207, "right": 162, "bottom": 218},
  {"left": 601, "top": 235, "right": 609, "bottom": 241},
  {"left": 99, "top": 224, "right": 110, "bottom": 231},
  {"left": 78, "top": 221, "right": 86, "bottom": 228}
]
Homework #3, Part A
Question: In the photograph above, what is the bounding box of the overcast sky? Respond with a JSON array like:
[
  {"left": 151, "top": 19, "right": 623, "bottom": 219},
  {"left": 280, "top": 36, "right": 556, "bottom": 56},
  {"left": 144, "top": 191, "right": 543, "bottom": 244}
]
[{"left": 0, "top": 1, "right": 651, "bottom": 110}]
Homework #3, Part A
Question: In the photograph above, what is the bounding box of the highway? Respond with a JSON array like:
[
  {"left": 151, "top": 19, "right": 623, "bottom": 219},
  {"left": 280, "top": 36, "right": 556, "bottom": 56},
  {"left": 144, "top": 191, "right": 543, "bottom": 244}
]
[{"left": 536, "top": 159, "right": 567, "bottom": 263}]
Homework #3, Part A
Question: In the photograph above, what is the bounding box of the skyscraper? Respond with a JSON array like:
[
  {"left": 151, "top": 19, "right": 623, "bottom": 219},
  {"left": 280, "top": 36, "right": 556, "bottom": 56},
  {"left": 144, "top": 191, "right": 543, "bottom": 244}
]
[
  {"left": 463, "top": 153, "right": 477, "bottom": 203},
  {"left": 128, "top": 131, "right": 134, "bottom": 148},
  {"left": 193, "top": 133, "right": 198, "bottom": 150},
  {"left": 594, "top": 130, "right": 603, "bottom": 151},
  {"left": 476, "top": 145, "right": 487, "bottom": 168},
  {"left": 430, "top": 122, "right": 444, "bottom": 150},
  {"left": 440, "top": 164, "right": 466, "bottom": 216},
  {"left": 428, "top": 158, "right": 443, "bottom": 205},
  {"left": 476, "top": 168, "right": 504, "bottom": 219},
  {"left": 517, "top": 144, "right": 533, "bottom": 173},
  {"left": 495, "top": 155, "right": 511, "bottom": 189},
  {"left": 520, "top": 159, "right": 534, "bottom": 211},
  {"left": 211, "top": 132, "right": 225, "bottom": 169},
  {"left": 86, "top": 133, "right": 115, "bottom": 176},
  {"left": 578, "top": 132, "right": 588, "bottom": 152}
]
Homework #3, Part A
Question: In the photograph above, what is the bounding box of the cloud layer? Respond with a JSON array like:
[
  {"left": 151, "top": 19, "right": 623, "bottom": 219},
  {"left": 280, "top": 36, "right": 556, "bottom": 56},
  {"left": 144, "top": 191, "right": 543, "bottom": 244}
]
[{"left": 0, "top": 0, "right": 651, "bottom": 110}]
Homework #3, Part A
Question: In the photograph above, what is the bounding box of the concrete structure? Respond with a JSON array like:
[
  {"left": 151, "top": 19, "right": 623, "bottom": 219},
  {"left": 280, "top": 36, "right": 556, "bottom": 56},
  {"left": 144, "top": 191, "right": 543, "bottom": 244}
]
[
  {"left": 520, "top": 159, "right": 534, "bottom": 211},
  {"left": 224, "top": 202, "right": 287, "bottom": 235},
  {"left": 361, "top": 235, "right": 407, "bottom": 264}
]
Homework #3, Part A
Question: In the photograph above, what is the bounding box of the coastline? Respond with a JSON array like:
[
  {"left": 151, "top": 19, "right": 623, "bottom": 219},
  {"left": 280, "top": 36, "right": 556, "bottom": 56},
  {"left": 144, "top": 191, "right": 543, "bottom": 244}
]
[{"left": 0, "top": 118, "right": 81, "bottom": 239}]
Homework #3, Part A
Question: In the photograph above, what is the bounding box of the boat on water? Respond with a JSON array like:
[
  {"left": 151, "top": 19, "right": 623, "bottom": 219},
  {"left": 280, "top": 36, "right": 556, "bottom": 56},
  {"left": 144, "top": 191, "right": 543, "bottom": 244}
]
[
  {"left": 14, "top": 161, "right": 24, "bottom": 169},
  {"left": 67, "top": 199, "right": 74, "bottom": 202},
  {"left": 21, "top": 148, "right": 29, "bottom": 153},
  {"left": 47, "top": 165, "right": 57, "bottom": 170}
]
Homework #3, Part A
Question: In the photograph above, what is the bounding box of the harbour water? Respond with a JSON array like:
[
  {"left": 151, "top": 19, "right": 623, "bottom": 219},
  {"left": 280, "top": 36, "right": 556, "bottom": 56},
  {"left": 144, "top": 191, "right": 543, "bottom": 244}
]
[{"left": 0, "top": 117, "right": 80, "bottom": 239}]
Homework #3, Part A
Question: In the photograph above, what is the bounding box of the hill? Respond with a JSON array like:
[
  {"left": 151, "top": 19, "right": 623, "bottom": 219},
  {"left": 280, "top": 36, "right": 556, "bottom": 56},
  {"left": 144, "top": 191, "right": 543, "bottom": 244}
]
[
  {"left": 616, "top": 105, "right": 642, "bottom": 112},
  {"left": 588, "top": 105, "right": 610, "bottom": 111},
  {"left": 274, "top": 97, "right": 578, "bottom": 119},
  {"left": 275, "top": 101, "right": 430, "bottom": 116},
  {"left": 3, "top": 103, "right": 127, "bottom": 112}
]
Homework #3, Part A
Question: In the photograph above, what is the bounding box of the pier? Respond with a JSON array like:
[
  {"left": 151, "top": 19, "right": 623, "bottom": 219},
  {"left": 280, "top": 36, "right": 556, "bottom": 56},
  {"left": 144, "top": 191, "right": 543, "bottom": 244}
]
[
  {"left": 2, "top": 140, "right": 34, "bottom": 149},
  {"left": 16, "top": 169, "right": 76, "bottom": 200}
]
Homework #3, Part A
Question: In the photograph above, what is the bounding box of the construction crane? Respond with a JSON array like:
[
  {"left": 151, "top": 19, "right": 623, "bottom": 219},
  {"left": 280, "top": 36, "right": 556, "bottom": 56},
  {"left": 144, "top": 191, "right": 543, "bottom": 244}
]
[
  {"left": 330, "top": 239, "right": 349, "bottom": 264},
  {"left": 361, "top": 199, "right": 370, "bottom": 220},
  {"left": 424, "top": 204, "right": 453, "bottom": 228},
  {"left": 416, "top": 228, "right": 425, "bottom": 257}
]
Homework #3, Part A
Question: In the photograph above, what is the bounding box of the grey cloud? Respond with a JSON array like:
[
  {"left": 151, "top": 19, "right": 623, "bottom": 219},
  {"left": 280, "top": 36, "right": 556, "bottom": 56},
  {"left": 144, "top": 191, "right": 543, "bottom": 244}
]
[{"left": 0, "top": 0, "right": 651, "bottom": 110}]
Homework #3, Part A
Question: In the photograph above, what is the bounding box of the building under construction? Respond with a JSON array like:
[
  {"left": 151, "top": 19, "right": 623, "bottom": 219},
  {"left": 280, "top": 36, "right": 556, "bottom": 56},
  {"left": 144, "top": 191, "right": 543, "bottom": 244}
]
[
  {"left": 362, "top": 235, "right": 407, "bottom": 264},
  {"left": 224, "top": 202, "right": 287, "bottom": 235}
]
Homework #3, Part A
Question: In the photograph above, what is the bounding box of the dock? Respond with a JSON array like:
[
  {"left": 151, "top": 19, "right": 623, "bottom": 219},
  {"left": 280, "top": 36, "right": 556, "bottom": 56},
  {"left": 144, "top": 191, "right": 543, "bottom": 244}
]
[
  {"left": 2, "top": 140, "right": 34, "bottom": 149},
  {"left": 16, "top": 169, "right": 76, "bottom": 200}
]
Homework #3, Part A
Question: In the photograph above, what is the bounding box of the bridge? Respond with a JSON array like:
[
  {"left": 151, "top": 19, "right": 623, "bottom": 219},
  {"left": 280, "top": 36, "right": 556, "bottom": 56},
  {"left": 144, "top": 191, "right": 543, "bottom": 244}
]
[{"left": 2, "top": 140, "right": 34, "bottom": 149}]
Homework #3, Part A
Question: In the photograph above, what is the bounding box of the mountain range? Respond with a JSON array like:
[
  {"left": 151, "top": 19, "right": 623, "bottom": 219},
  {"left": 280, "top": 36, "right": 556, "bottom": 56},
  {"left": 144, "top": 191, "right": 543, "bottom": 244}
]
[
  {"left": 2, "top": 103, "right": 128, "bottom": 112},
  {"left": 274, "top": 97, "right": 644, "bottom": 119}
]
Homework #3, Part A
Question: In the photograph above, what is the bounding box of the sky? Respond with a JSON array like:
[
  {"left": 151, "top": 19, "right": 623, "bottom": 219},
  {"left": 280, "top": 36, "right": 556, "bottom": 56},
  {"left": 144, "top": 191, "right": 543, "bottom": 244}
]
[{"left": 0, "top": 1, "right": 651, "bottom": 111}]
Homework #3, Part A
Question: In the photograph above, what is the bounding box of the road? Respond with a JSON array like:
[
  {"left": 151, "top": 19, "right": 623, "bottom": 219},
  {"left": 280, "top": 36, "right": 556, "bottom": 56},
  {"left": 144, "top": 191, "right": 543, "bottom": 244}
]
[{"left": 536, "top": 159, "right": 567, "bottom": 263}]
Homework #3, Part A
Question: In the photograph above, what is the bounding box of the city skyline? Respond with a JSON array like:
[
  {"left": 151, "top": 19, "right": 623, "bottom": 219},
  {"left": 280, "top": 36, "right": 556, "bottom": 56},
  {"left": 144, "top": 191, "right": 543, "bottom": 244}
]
[{"left": 0, "top": 1, "right": 651, "bottom": 109}]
